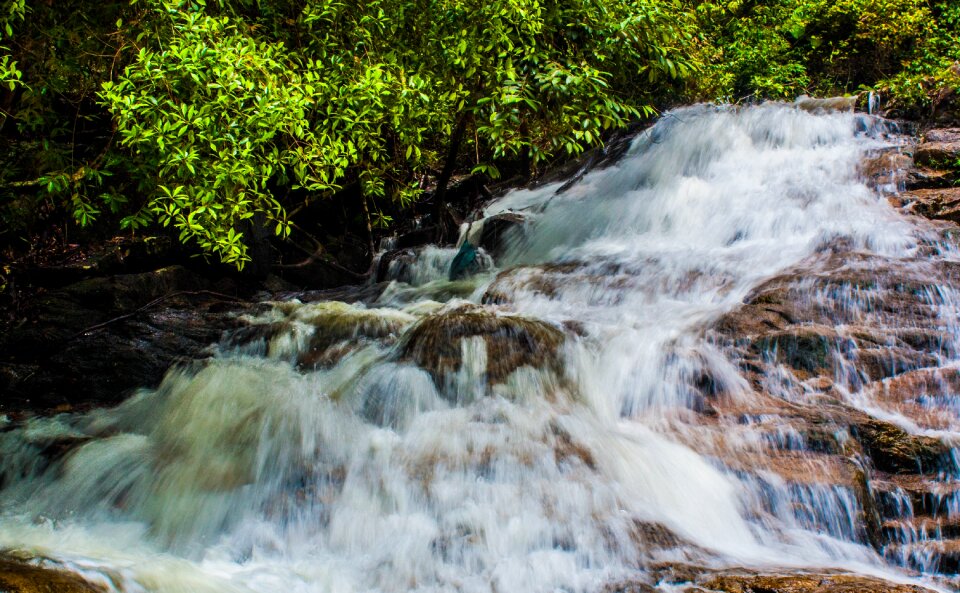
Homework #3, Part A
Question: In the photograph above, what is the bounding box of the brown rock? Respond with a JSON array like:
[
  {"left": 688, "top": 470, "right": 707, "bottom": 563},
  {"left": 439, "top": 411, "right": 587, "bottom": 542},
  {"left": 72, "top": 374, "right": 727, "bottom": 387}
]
[
  {"left": 602, "top": 582, "right": 657, "bottom": 593},
  {"left": 482, "top": 262, "right": 587, "bottom": 305},
  {"left": 398, "top": 305, "right": 566, "bottom": 388},
  {"left": 852, "top": 419, "right": 950, "bottom": 474},
  {"left": 885, "top": 538, "right": 960, "bottom": 575},
  {"left": 752, "top": 326, "right": 840, "bottom": 375},
  {"left": 923, "top": 128, "right": 960, "bottom": 144},
  {"left": 905, "top": 167, "right": 958, "bottom": 190},
  {"left": 859, "top": 152, "right": 912, "bottom": 191},
  {"left": 699, "top": 573, "right": 935, "bottom": 593},
  {"left": 0, "top": 557, "right": 104, "bottom": 593},
  {"left": 914, "top": 136, "right": 960, "bottom": 167},
  {"left": 904, "top": 188, "right": 960, "bottom": 225},
  {"left": 874, "top": 474, "right": 960, "bottom": 515}
]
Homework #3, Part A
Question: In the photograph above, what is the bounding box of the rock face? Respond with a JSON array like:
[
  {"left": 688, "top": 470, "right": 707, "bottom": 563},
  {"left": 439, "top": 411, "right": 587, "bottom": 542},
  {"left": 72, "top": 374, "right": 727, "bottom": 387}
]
[
  {"left": 0, "top": 557, "right": 103, "bottom": 593},
  {"left": 0, "top": 266, "right": 256, "bottom": 415},
  {"left": 711, "top": 241, "right": 960, "bottom": 578},
  {"left": 863, "top": 127, "right": 959, "bottom": 225},
  {"left": 854, "top": 419, "right": 951, "bottom": 474},
  {"left": 905, "top": 188, "right": 960, "bottom": 224},
  {"left": 913, "top": 128, "right": 960, "bottom": 167}
]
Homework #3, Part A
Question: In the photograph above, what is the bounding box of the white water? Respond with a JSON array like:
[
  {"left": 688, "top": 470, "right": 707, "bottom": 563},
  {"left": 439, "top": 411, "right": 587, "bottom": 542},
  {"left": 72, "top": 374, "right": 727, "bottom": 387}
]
[{"left": 1, "top": 104, "right": 954, "bottom": 592}]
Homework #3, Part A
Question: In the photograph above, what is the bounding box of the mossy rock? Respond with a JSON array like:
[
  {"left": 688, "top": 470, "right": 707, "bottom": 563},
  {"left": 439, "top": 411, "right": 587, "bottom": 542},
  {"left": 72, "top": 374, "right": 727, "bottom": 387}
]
[
  {"left": 290, "top": 301, "right": 414, "bottom": 349},
  {"left": 60, "top": 265, "right": 202, "bottom": 312},
  {"left": 243, "top": 301, "right": 415, "bottom": 369},
  {"left": 753, "top": 327, "right": 839, "bottom": 374},
  {"left": 853, "top": 419, "right": 951, "bottom": 474},
  {"left": 397, "top": 305, "right": 565, "bottom": 386},
  {"left": 0, "top": 558, "right": 103, "bottom": 593}
]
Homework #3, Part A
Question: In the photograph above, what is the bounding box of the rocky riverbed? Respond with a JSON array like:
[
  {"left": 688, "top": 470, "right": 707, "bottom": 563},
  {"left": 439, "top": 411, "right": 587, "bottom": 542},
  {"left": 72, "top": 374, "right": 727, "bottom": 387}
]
[{"left": 2, "top": 106, "right": 960, "bottom": 593}]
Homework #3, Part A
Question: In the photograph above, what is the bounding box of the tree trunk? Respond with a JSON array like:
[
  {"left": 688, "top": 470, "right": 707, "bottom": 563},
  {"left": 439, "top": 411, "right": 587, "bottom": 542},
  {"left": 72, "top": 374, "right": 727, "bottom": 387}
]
[
  {"left": 436, "top": 113, "right": 471, "bottom": 201},
  {"left": 433, "top": 113, "right": 470, "bottom": 242}
]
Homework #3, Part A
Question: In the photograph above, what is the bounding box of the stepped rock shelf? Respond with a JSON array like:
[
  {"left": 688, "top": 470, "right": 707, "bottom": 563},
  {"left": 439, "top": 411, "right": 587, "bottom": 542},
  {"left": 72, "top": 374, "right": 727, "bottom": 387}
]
[{"left": 2, "top": 105, "right": 960, "bottom": 593}]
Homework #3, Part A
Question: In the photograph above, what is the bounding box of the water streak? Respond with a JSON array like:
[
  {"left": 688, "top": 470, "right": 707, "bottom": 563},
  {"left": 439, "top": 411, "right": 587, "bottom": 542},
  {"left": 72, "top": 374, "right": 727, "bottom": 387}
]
[{"left": 1, "top": 104, "right": 956, "bottom": 592}]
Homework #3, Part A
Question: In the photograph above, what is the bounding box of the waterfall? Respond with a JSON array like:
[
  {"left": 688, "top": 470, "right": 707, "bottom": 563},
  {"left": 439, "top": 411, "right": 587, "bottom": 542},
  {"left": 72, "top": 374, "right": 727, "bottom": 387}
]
[{"left": 1, "top": 104, "right": 956, "bottom": 593}]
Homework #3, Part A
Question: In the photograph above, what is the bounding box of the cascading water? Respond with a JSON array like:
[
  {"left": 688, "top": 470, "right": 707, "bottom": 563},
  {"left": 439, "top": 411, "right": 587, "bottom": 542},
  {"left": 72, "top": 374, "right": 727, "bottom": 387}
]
[{"left": 1, "top": 104, "right": 958, "bottom": 592}]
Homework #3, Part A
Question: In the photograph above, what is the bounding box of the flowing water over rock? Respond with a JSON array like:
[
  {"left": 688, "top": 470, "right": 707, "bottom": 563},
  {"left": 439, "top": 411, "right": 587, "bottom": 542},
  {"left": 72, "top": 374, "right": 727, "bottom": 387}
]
[{"left": 2, "top": 104, "right": 959, "bottom": 592}]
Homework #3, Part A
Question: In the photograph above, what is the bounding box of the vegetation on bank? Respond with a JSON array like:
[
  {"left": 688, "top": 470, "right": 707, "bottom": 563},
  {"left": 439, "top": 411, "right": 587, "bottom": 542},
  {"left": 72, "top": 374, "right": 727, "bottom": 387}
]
[{"left": 0, "top": 0, "right": 958, "bottom": 271}]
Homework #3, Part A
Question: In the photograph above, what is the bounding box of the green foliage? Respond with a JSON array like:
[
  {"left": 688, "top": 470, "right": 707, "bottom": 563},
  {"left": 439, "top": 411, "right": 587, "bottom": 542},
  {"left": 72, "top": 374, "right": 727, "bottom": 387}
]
[
  {"left": 0, "top": 1, "right": 136, "bottom": 247},
  {"left": 2, "top": 0, "right": 958, "bottom": 271},
  {"left": 696, "top": 0, "right": 957, "bottom": 103},
  {"left": 880, "top": 2, "right": 960, "bottom": 108},
  {"left": 95, "top": 0, "right": 695, "bottom": 266},
  {"left": 0, "top": 0, "right": 25, "bottom": 91}
]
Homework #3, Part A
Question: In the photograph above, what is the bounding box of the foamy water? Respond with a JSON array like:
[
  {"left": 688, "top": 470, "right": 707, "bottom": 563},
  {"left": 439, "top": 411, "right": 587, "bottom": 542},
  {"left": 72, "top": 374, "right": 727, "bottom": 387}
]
[{"left": 1, "top": 104, "right": 955, "bottom": 592}]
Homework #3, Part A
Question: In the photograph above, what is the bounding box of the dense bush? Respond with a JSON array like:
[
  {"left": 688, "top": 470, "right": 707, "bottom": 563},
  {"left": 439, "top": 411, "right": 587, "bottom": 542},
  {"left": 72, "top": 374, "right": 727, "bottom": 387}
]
[
  {"left": 0, "top": 0, "right": 957, "bottom": 268},
  {"left": 3, "top": 0, "right": 695, "bottom": 267},
  {"left": 697, "top": 0, "right": 959, "bottom": 103}
]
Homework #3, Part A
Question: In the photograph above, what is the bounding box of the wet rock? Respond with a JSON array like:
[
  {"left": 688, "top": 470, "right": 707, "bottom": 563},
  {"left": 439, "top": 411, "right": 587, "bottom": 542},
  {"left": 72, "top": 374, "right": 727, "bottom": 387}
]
[
  {"left": 753, "top": 326, "right": 839, "bottom": 375},
  {"left": 851, "top": 466, "right": 884, "bottom": 550},
  {"left": 854, "top": 347, "right": 940, "bottom": 382},
  {"left": 874, "top": 474, "right": 960, "bottom": 515},
  {"left": 650, "top": 563, "right": 708, "bottom": 586},
  {"left": 375, "top": 248, "right": 418, "bottom": 283},
  {"left": 696, "top": 572, "right": 935, "bottom": 593},
  {"left": 482, "top": 262, "right": 589, "bottom": 305},
  {"left": 794, "top": 95, "right": 857, "bottom": 113},
  {"left": 923, "top": 129, "right": 960, "bottom": 144},
  {"left": 859, "top": 151, "right": 913, "bottom": 192},
  {"left": 475, "top": 212, "right": 527, "bottom": 258},
  {"left": 886, "top": 539, "right": 960, "bottom": 575},
  {"left": 602, "top": 581, "right": 657, "bottom": 593},
  {"left": 913, "top": 148, "right": 960, "bottom": 171},
  {"left": 913, "top": 128, "right": 960, "bottom": 167},
  {"left": 0, "top": 557, "right": 103, "bottom": 593},
  {"left": 877, "top": 367, "right": 960, "bottom": 403},
  {"left": 860, "top": 149, "right": 958, "bottom": 193},
  {"left": 398, "top": 305, "right": 566, "bottom": 386},
  {"left": 292, "top": 302, "right": 415, "bottom": 368},
  {"left": 852, "top": 419, "right": 950, "bottom": 474},
  {"left": 905, "top": 188, "right": 960, "bottom": 225},
  {"left": 905, "top": 167, "right": 958, "bottom": 190},
  {"left": 882, "top": 515, "right": 960, "bottom": 542},
  {"left": 550, "top": 422, "right": 596, "bottom": 470},
  {"left": 0, "top": 266, "right": 254, "bottom": 414}
]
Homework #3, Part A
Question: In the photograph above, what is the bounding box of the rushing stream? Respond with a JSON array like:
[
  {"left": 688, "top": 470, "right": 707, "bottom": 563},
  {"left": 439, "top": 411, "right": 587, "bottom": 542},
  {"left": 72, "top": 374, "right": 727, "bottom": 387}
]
[{"left": 2, "top": 104, "right": 958, "bottom": 592}]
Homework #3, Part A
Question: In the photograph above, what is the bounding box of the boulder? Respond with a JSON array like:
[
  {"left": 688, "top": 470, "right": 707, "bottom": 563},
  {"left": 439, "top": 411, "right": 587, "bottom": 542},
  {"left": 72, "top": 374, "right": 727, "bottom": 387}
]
[
  {"left": 913, "top": 128, "right": 960, "bottom": 167},
  {"left": 852, "top": 418, "right": 951, "bottom": 474},
  {"left": 923, "top": 128, "right": 960, "bottom": 144},
  {"left": 794, "top": 95, "right": 857, "bottom": 113},
  {"left": 859, "top": 151, "right": 912, "bottom": 192},
  {"left": 455, "top": 212, "right": 528, "bottom": 258},
  {"left": 905, "top": 187, "right": 960, "bottom": 225},
  {"left": 476, "top": 212, "right": 527, "bottom": 257},
  {"left": 0, "top": 557, "right": 103, "bottom": 593},
  {"left": 397, "top": 305, "right": 566, "bottom": 386}
]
